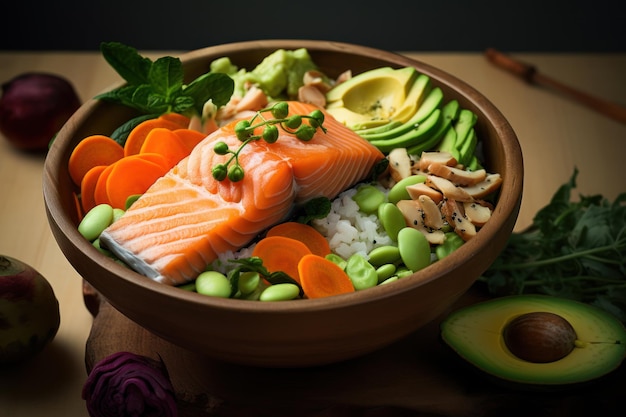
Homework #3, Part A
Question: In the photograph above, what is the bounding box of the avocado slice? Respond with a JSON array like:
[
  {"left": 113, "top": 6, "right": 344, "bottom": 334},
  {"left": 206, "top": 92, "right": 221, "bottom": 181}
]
[
  {"left": 441, "top": 295, "right": 626, "bottom": 386},
  {"left": 326, "top": 66, "right": 420, "bottom": 129}
]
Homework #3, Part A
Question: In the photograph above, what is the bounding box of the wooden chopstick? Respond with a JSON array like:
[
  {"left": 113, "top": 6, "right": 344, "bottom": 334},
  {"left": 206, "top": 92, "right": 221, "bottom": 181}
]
[{"left": 485, "top": 48, "right": 626, "bottom": 125}]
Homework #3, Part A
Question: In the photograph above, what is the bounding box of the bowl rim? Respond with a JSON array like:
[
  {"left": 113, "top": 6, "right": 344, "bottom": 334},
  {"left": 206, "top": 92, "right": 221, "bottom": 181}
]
[{"left": 44, "top": 39, "right": 523, "bottom": 314}]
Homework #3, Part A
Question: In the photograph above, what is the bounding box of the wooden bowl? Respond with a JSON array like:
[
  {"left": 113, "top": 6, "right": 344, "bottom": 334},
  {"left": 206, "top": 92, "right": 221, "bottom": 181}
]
[{"left": 43, "top": 40, "right": 523, "bottom": 367}]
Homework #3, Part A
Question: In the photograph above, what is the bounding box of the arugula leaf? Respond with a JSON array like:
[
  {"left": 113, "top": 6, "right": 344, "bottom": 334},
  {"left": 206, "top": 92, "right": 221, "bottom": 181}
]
[{"left": 479, "top": 168, "right": 626, "bottom": 322}]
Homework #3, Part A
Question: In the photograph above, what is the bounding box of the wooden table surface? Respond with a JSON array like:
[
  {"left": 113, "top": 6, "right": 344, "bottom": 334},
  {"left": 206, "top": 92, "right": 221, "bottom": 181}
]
[{"left": 1, "top": 50, "right": 625, "bottom": 416}]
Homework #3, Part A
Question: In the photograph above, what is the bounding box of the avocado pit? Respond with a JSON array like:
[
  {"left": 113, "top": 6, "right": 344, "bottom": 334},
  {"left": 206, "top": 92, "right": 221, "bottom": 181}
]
[{"left": 503, "top": 311, "right": 578, "bottom": 363}]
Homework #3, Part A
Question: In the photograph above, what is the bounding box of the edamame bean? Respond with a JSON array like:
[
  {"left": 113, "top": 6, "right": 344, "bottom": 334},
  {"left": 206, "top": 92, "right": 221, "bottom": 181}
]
[
  {"left": 367, "top": 245, "right": 401, "bottom": 266},
  {"left": 397, "top": 227, "right": 431, "bottom": 272},
  {"left": 395, "top": 267, "right": 414, "bottom": 278},
  {"left": 238, "top": 271, "right": 261, "bottom": 295},
  {"left": 376, "top": 263, "right": 397, "bottom": 283},
  {"left": 379, "top": 276, "right": 399, "bottom": 285},
  {"left": 325, "top": 253, "right": 347, "bottom": 270},
  {"left": 352, "top": 184, "right": 386, "bottom": 214},
  {"left": 378, "top": 202, "right": 406, "bottom": 242},
  {"left": 195, "top": 271, "right": 232, "bottom": 298},
  {"left": 387, "top": 175, "right": 426, "bottom": 203},
  {"left": 78, "top": 203, "right": 114, "bottom": 241},
  {"left": 112, "top": 208, "right": 125, "bottom": 222},
  {"left": 435, "top": 232, "right": 465, "bottom": 260},
  {"left": 345, "top": 254, "right": 378, "bottom": 290},
  {"left": 92, "top": 238, "right": 113, "bottom": 257},
  {"left": 259, "top": 283, "right": 300, "bottom": 301}
]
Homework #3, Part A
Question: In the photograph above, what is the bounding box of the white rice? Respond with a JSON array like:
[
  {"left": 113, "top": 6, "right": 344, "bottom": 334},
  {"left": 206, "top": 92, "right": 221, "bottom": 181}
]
[{"left": 311, "top": 186, "right": 392, "bottom": 260}]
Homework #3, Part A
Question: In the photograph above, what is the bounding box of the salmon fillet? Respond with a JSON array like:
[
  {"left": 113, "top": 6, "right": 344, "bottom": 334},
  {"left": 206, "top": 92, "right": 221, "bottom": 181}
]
[{"left": 99, "top": 102, "right": 384, "bottom": 285}]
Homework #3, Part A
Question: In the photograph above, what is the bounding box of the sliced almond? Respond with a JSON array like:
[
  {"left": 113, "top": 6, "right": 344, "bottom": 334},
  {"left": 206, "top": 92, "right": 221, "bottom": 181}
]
[
  {"left": 418, "top": 195, "right": 445, "bottom": 229},
  {"left": 303, "top": 70, "right": 333, "bottom": 93},
  {"left": 298, "top": 84, "right": 327, "bottom": 108},
  {"left": 426, "top": 175, "right": 474, "bottom": 202},
  {"left": 406, "top": 182, "right": 444, "bottom": 204},
  {"left": 463, "top": 201, "right": 492, "bottom": 227},
  {"left": 235, "top": 85, "right": 269, "bottom": 113},
  {"left": 419, "top": 151, "right": 458, "bottom": 172},
  {"left": 387, "top": 147, "right": 413, "bottom": 182},
  {"left": 396, "top": 200, "right": 445, "bottom": 244},
  {"left": 441, "top": 199, "right": 477, "bottom": 241},
  {"left": 427, "top": 163, "right": 487, "bottom": 186},
  {"left": 464, "top": 173, "right": 503, "bottom": 199}
]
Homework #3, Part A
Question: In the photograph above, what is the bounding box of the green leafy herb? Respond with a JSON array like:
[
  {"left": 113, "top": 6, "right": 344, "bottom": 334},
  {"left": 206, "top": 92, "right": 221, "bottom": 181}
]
[
  {"left": 227, "top": 257, "right": 304, "bottom": 298},
  {"left": 296, "top": 196, "right": 332, "bottom": 224},
  {"left": 95, "top": 41, "right": 234, "bottom": 128},
  {"left": 479, "top": 168, "right": 626, "bottom": 322},
  {"left": 211, "top": 102, "right": 327, "bottom": 182}
]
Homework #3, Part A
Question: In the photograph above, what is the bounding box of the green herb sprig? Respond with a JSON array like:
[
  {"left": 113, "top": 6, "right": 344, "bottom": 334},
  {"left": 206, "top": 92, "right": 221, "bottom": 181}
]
[
  {"left": 211, "top": 102, "right": 327, "bottom": 182},
  {"left": 479, "top": 168, "right": 626, "bottom": 322},
  {"left": 95, "top": 42, "right": 235, "bottom": 145}
]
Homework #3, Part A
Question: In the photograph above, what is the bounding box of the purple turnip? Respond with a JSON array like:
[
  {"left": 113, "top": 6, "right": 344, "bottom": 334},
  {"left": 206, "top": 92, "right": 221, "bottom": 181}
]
[
  {"left": 0, "top": 72, "right": 81, "bottom": 152},
  {"left": 0, "top": 255, "right": 60, "bottom": 365}
]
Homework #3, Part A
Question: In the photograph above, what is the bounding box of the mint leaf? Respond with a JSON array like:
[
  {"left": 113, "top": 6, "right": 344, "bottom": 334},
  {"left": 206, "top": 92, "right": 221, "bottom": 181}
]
[
  {"left": 110, "top": 113, "right": 159, "bottom": 145},
  {"left": 148, "top": 56, "right": 184, "bottom": 100},
  {"left": 182, "top": 72, "right": 235, "bottom": 113},
  {"left": 100, "top": 42, "right": 152, "bottom": 86}
]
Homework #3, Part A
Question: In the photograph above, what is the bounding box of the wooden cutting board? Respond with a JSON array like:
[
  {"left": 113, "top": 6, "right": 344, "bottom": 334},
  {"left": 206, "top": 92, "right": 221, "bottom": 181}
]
[{"left": 83, "top": 282, "right": 622, "bottom": 416}]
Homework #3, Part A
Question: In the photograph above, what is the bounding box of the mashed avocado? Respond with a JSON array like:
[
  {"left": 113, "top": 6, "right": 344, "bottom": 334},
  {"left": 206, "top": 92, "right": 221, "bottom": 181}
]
[{"left": 210, "top": 48, "right": 319, "bottom": 99}]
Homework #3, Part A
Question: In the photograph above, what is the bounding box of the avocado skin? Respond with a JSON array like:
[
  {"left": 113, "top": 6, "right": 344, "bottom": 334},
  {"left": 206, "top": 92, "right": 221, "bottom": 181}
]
[{"left": 440, "top": 294, "right": 626, "bottom": 387}]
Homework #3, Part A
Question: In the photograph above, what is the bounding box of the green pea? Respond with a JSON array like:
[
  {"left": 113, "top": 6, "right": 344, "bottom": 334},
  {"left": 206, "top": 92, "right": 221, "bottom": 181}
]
[
  {"left": 378, "top": 202, "right": 406, "bottom": 242},
  {"left": 262, "top": 124, "right": 279, "bottom": 143},
  {"left": 325, "top": 253, "right": 347, "bottom": 270},
  {"left": 259, "top": 283, "right": 300, "bottom": 301},
  {"left": 388, "top": 175, "right": 427, "bottom": 203},
  {"left": 295, "top": 124, "right": 316, "bottom": 141},
  {"left": 78, "top": 203, "right": 114, "bottom": 241},
  {"left": 352, "top": 184, "right": 386, "bottom": 214},
  {"left": 376, "top": 263, "right": 397, "bottom": 283},
  {"left": 195, "top": 271, "right": 232, "bottom": 298},
  {"left": 436, "top": 232, "right": 465, "bottom": 260},
  {"left": 397, "top": 227, "right": 431, "bottom": 272},
  {"left": 271, "top": 101, "right": 289, "bottom": 119},
  {"left": 345, "top": 254, "right": 378, "bottom": 290},
  {"left": 238, "top": 271, "right": 261, "bottom": 295},
  {"left": 227, "top": 164, "right": 245, "bottom": 182},
  {"left": 367, "top": 245, "right": 401, "bottom": 266},
  {"left": 213, "top": 141, "right": 230, "bottom": 155}
]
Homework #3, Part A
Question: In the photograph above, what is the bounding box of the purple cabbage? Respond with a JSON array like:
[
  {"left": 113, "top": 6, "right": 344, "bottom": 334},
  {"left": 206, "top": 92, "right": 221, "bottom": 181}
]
[{"left": 82, "top": 351, "right": 178, "bottom": 417}]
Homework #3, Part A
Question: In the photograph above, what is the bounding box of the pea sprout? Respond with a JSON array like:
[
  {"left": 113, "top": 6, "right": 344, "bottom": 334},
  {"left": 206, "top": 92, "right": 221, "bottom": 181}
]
[{"left": 211, "top": 102, "right": 327, "bottom": 182}]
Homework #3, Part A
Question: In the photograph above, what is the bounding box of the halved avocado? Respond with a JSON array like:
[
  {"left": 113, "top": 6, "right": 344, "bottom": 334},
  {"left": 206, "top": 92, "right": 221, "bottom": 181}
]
[
  {"left": 441, "top": 295, "right": 626, "bottom": 386},
  {"left": 326, "top": 66, "right": 425, "bottom": 130}
]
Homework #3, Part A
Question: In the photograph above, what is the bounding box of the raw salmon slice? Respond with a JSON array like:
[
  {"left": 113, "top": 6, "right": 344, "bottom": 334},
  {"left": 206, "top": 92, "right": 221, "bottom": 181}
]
[{"left": 99, "top": 102, "right": 384, "bottom": 285}]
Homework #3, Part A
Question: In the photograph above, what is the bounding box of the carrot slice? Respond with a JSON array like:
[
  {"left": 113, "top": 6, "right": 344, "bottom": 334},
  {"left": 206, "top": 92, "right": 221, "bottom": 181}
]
[
  {"left": 266, "top": 222, "right": 331, "bottom": 257},
  {"left": 173, "top": 128, "right": 207, "bottom": 152},
  {"left": 298, "top": 254, "right": 355, "bottom": 299},
  {"left": 139, "top": 128, "right": 190, "bottom": 169},
  {"left": 134, "top": 152, "right": 171, "bottom": 172},
  {"left": 80, "top": 165, "right": 107, "bottom": 213},
  {"left": 68, "top": 135, "right": 124, "bottom": 186},
  {"left": 93, "top": 164, "right": 116, "bottom": 206},
  {"left": 158, "top": 112, "right": 191, "bottom": 128},
  {"left": 251, "top": 236, "right": 312, "bottom": 283},
  {"left": 123, "top": 118, "right": 186, "bottom": 157},
  {"left": 105, "top": 155, "right": 169, "bottom": 209}
]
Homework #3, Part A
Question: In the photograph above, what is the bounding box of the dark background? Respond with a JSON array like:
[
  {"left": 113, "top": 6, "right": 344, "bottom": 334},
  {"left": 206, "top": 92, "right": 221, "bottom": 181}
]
[{"left": 2, "top": 0, "right": 624, "bottom": 52}]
